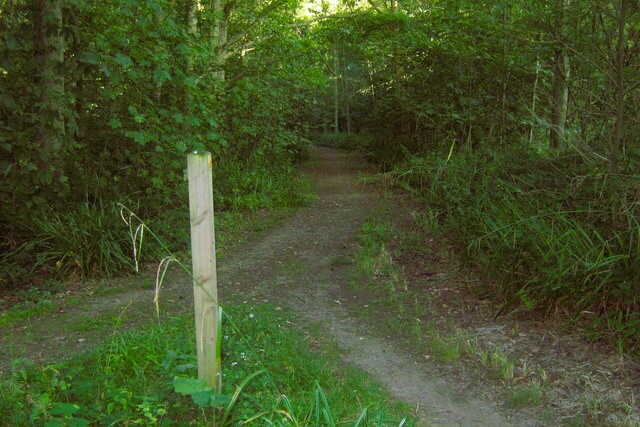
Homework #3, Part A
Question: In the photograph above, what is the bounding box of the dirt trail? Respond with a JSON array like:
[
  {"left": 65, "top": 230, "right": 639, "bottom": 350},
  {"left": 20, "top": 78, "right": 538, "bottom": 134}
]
[{"left": 0, "top": 148, "right": 535, "bottom": 426}]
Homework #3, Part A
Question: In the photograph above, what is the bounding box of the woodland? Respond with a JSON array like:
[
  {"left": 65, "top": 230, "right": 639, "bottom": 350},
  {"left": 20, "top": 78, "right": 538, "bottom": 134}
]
[{"left": 1, "top": 0, "right": 640, "bottom": 350}]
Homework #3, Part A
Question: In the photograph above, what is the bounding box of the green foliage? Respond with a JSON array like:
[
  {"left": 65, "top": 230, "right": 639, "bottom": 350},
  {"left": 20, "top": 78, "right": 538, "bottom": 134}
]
[
  {"left": 392, "top": 147, "right": 640, "bottom": 345},
  {"left": 0, "top": 304, "right": 408, "bottom": 426},
  {"left": 0, "top": 0, "right": 326, "bottom": 290}
]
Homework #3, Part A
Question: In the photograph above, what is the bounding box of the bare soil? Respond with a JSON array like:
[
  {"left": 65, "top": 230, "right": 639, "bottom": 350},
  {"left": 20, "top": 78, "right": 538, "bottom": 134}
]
[{"left": 1, "top": 147, "right": 637, "bottom": 426}]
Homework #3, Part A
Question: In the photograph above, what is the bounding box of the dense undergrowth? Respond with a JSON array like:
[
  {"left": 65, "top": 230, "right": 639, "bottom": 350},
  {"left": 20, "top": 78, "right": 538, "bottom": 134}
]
[
  {"left": 0, "top": 161, "right": 314, "bottom": 296},
  {"left": 389, "top": 146, "right": 640, "bottom": 348},
  {"left": 0, "top": 303, "right": 408, "bottom": 426}
]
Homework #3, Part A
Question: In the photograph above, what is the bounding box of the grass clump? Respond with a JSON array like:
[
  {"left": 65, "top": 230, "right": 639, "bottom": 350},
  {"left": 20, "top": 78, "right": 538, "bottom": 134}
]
[
  {"left": 506, "top": 382, "right": 544, "bottom": 409},
  {"left": 0, "top": 303, "right": 409, "bottom": 427}
]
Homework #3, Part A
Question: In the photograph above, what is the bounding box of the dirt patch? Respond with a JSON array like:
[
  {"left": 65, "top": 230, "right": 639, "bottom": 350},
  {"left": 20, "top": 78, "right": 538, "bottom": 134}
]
[{"left": 0, "top": 148, "right": 540, "bottom": 426}]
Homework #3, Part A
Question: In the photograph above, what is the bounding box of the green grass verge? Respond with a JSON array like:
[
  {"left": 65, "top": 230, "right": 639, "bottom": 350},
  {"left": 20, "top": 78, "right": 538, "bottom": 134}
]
[
  {"left": 350, "top": 208, "right": 547, "bottom": 407},
  {"left": 0, "top": 303, "right": 410, "bottom": 427}
]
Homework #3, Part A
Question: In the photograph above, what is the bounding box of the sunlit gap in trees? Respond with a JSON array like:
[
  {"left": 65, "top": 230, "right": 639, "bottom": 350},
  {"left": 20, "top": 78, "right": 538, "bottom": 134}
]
[
  {"left": 299, "top": 0, "right": 372, "bottom": 18},
  {"left": 300, "top": 0, "right": 341, "bottom": 17}
]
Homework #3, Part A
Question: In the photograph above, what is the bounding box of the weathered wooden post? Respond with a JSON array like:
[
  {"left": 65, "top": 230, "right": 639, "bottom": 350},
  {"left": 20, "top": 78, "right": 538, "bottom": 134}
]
[{"left": 187, "top": 151, "right": 221, "bottom": 391}]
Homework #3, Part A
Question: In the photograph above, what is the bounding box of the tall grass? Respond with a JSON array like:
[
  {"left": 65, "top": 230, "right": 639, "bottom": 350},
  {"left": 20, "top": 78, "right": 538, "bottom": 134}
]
[
  {"left": 392, "top": 147, "right": 640, "bottom": 345},
  {"left": 30, "top": 202, "right": 134, "bottom": 278}
]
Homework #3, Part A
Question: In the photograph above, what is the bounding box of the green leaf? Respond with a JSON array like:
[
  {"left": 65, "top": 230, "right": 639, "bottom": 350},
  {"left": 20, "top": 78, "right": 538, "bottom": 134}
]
[
  {"left": 153, "top": 69, "right": 172, "bottom": 84},
  {"left": 124, "top": 130, "right": 148, "bottom": 145},
  {"left": 190, "top": 390, "right": 232, "bottom": 408},
  {"left": 107, "top": 119, "right": 122, "bottom": 129},
  {"left": 207, "top": 392, "right": 231, "bottom": 408},
  {"left": 99, "top": 64, "right": 111, "bottom": 77},
  {"left": 191, "top": 390, "right": 215, "bottom": 407},
  {"left": 114, "top": 53, "right": 133, "bottom": 68},
  {"left": 49, "top": 402, "right": 80, "bottom": 416},
  {"left": 175, "top": 363, "right": 197, "bottom": 372},
  {"left": 173, "top": 376, "right": 208, "bottom": 395},
  {"left": 45, "top": 417, "right": 90, "bottom": 427},
  {"left": 78, "top": 53, "right": 98, "bottom": 65}
]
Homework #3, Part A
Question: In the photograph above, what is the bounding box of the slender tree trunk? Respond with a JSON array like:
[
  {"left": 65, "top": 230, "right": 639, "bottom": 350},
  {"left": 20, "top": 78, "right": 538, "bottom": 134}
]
[
  {"left": 610, "top": 0, "right": 629, "bottom": 172},
  {"left": 153, "top": 5, "right": 164, "bottom": 103},
  {"left": 500, "top": 7, "right": 509, "bottom": 145},
  {"left": 345, "top": 100, "right": 352, "bottom": 134},
  {"left": 550, "top": 48, "right": 570, "bottom": 150},
  {"left": 33, "top": 0, "right": 65, "bottom": 182},
  {"left": 212, "top": 0, "right": 228, "bottom": 82},
  {"left": 390, "top": 0, "right": 411, "bottom": 138},
  {"left": 186, "top": 0, "right": 199, "bottom": 73},
  {"left": 529, "top": 53, "right": 540, "bottom": 145},
  {"left": 185, "top": 0, "right": 199, "bottom": 115},
  {"left": 550, "top": 0, "right": 570, "bottom": 151},
  {"left": 334, "top": 43, "right": 339, "bottom": 132}
]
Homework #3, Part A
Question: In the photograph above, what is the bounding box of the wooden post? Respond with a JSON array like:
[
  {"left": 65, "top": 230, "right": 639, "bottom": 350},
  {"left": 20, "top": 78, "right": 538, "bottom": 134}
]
[{"left": 187, "top": 151, "right": 221, "bottom": 391}]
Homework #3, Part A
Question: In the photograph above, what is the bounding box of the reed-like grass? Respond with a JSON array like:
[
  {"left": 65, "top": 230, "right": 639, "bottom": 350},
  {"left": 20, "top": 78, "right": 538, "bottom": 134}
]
[{"left": 391, "top": 147, "right": 640, "bottom": 345}]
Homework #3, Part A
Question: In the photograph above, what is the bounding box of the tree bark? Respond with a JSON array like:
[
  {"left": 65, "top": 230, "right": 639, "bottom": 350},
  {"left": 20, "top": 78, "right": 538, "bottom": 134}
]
[
  {"left": 153, "top": 4, "right": 164, "bottom": 102},
  {"left": 529, "top": 51, "right": 540, "bottom": 145},
  {"left": 212, "top": 0, "right": 228, "bottom": 81},
  {"left": 334, "top": 43, "right": 340, "bottom": 132},
  {"left": 610, "top": 0, "right": 629, "bottom": 172},
  {"left": 33, "top": 0, "right": 65, "bottom": 182},
  {"left": 550, "top": 0, "right": 570, "bottom": 151},
  {"left": 185, "top": 0, "right": 199, "bottom": 115},
  {"left": 550, "top": 47, "right": 570, "bottom": 150}
]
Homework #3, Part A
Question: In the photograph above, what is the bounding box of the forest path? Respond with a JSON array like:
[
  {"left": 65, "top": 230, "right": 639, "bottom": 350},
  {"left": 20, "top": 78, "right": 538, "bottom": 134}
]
[{"left": 0, "top": 148, "right": 534, "bottom": 427}]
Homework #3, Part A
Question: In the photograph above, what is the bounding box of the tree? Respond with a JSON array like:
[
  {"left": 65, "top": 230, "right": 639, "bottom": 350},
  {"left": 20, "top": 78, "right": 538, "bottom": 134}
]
[{"left": 32, "top": 0, "right": 65, "bottom": 186}]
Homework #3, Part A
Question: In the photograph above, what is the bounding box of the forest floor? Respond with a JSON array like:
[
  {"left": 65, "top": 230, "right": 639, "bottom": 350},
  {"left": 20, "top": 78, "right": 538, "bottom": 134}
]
[{"left": 1, "top": 147, "right": 638, "bottom": 426}]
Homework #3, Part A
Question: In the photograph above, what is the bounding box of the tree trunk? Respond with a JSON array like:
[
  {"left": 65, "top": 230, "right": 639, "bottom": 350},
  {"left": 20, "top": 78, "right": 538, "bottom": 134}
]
[
  {"left": 334, "top": 43, "right": 339, "bottom": 132},
  {"left": 550, "top": 47, "right": 570, "bottom": 150},
  {"left": 529, "top": 52, "right": 540, "bottom": 145},
  {"left": 153, "top": 4, "right": 164, "bottom": 102},
  {"left": 185, "top": 0, "right": 199, "bottom": 118},
  {"left": 33, "top": 0, "right": 65, "bottom": 183},
  {"left": 610, "top": 0, "right": 629, "bottom": 172},
  {"left": 550, "top": 0, "right": 570, "bottom": 151},
  {"left": 212, "top": 0, "right": 228, "bottom": 82}
]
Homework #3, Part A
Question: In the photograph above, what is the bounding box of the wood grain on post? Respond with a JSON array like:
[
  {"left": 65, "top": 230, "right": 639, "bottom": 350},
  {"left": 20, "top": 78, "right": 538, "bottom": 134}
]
[{"left": 187, "top": 151, "right": 221, "bottom": 391}]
